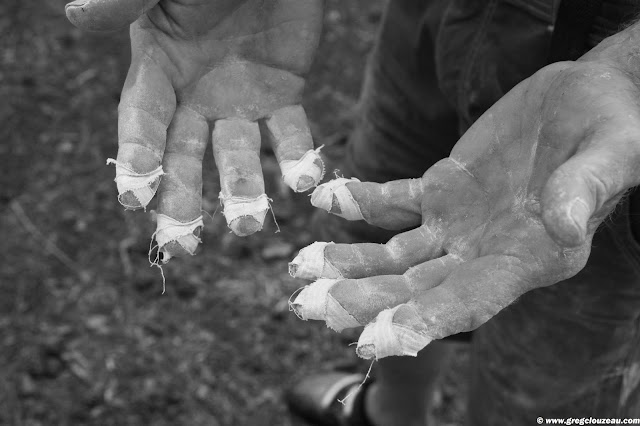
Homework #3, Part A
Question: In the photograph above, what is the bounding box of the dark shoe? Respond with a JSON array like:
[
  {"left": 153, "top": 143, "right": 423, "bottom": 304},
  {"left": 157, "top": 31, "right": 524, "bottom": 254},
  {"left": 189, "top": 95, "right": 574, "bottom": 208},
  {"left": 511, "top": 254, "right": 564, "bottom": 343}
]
[{"left": 286, "top": 372, "right": 375, "bottom": 426}]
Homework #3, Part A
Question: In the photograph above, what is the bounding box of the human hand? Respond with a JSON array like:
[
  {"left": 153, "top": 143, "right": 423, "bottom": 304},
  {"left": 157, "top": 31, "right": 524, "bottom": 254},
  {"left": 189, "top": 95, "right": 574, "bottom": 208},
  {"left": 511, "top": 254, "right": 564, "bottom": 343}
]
[
  {"left": 65, "top": 0, "right": 324, "bottom": 261},
  {"left": 289, "top": 54, "right": 640, "bottom": 359}
]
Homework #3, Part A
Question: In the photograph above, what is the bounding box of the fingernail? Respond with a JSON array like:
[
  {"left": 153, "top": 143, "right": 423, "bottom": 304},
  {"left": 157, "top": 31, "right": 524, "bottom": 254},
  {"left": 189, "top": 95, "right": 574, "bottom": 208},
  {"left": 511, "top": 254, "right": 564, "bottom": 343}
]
[
  {"left": 65, "top": 0, "right": 86, "bottom": 10},
  {"left": 118, "top": 191, "right": 145, "bottom": 210},
  {"left": 117, "top": 178, "right": 162, "bottom": 210},
  {"left": 295, "top": 157, "right": 324, "bottom": 192},
  {"left": 281, "top": 150, "right": 324, "bottom": 193},
  {"left": 569, "top": 198, "right": 590, "bottom": 239},
  {"left": 159, "top": 239, "right": 195, "bottom": 263}
]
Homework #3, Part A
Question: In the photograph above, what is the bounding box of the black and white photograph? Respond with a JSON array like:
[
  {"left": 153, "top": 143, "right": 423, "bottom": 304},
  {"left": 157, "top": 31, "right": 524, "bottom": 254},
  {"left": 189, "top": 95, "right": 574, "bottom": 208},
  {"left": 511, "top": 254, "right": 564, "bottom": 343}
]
[{"left": 2, "top": 1, "right": 640, "bottom": 425}]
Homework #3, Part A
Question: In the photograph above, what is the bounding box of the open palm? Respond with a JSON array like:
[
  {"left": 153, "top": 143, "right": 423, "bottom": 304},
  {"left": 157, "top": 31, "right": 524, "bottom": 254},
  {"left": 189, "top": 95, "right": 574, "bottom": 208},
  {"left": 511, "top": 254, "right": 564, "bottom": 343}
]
[
  {"left": 66, "top": 0, "right": 324, "bottom": 260},
  {"left": 290, "top": 60, "right": 640, "bottom": 359}
]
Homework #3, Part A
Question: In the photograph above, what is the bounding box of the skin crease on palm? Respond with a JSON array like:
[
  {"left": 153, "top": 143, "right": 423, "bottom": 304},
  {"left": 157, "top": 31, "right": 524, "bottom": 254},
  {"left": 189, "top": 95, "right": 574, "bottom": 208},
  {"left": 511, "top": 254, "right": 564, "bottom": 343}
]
[
  {"left": 291, "top": 29, "right": 640, "bottom": 359},
  {"left": 65, "top": 0, "right": 324, "bottom": 259}
]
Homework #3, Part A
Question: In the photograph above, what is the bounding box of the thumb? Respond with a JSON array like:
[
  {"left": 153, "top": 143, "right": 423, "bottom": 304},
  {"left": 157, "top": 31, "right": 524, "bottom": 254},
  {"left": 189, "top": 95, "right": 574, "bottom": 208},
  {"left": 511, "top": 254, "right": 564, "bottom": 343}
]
[
  {"left": 65, "top": 0, "right": 160, "bottom": 31},
  {"left": 541, "top": 144, "right": 639, "bottom": 247}
]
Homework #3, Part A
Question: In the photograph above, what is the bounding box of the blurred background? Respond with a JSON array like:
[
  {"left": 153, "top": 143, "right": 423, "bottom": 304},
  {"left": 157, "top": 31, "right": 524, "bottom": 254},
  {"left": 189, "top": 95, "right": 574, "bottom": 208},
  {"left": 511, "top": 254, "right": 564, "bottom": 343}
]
[{"left": 0, "top": 0, "right": 468, "bottom": 424}]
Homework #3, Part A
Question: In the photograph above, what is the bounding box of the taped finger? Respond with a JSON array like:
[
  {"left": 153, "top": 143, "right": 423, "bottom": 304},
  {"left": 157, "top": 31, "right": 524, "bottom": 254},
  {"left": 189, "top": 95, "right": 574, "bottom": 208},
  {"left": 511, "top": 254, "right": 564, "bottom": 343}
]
[
  {"left": 291, "top": 254, "right": 460, "bottom": 332},
  {"left": 289, "top": 225, "right": 444, "bottom": 280},
  {"left": 357, "top": 304, "right": 431, "bottom": 359},
  {"left": 212, "top": 118, "right": 268, "bottom": 236},
  {"left": 355, "top": 254, "right": 534, "bottom": 359},
  {"left": 65, "top": 0, "right": 160, "bottom": 31},
  {"left": 264, "top": 105, "right": 324, "bottom": 192},
  {"left": 111, "top": 56, "right": 175, "bottom": 210},
  {"left": 155, "top": 107, "right": 209, "bottom": 262},
  {"left": 311, "top": 178, "right": 424, "bottom": 230}
]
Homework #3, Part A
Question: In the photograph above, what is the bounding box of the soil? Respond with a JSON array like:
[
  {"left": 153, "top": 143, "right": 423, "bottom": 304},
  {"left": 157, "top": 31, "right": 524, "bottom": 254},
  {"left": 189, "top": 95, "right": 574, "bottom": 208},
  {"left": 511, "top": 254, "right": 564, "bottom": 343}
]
[{"left": 1, "top": 1, "right": 468, "bottom": 425}]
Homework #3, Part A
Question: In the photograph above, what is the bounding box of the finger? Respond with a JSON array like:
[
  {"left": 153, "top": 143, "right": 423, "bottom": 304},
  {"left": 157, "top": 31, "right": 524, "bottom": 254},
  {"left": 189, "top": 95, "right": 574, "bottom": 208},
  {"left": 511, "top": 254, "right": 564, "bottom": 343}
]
[
  {"left": 289, "top": 225, "right": 444, "bottom": 280},
  {"left": 310, "top": 178, "right": 424, "bottom": 230},
  {"left": 154, "top": 107, "right": 209, "bottom": 263},
  {"left": 262, "top": 105, "right": 324, "bottom": 192},
  {"left": 541, "top": 141, "right": 640, "bottom": 247},
  {"left": 65, "top": 0, "right": 160, "bottom": 32},
  {"left": 290, "top": 254, "right": 461, "bottom": 332},
  {"left": 355, "top": 254, "right": 531, "bottom": 359},
  {"left": 212, "top": 118, "right": 268, "bottom": 237},
  {"left": 108, "top": 56, "right": 176, "bottom": 210}
]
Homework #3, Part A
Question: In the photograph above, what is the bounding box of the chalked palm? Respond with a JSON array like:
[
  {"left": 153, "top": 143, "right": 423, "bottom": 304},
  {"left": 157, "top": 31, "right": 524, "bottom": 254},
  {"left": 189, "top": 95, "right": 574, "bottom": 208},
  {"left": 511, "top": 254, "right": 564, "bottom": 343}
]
[
  {"left": 291, "top": 56, "right": 640, "bottom": 359},
  {"left": 66, "top": 0, "right": 324, "bottom": 260}
]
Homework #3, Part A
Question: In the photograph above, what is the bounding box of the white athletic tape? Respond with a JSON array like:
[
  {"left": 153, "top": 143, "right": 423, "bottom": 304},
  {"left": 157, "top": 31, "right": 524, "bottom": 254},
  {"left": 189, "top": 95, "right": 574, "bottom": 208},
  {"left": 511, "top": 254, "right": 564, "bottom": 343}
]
[
  {"left": 155, "top": 214, "right": 204, "bottom": 263},
  {"left": 325, "top": 293, "right": 362, "bottom": 332},
  {"left": 289, "top": 241, "right": 343, "bottom": 280},
  {"left": 106, "top": 158, "right": 163, "bottom": 208},
  {"left": 291, "top": 278, "right": 337, "bottom": 321},
  {"left": 279, "top": 147, "right": 325, "bottom": 192},
  {"left": 291, "top": 278, "right": 361, "bottom": 331},
  {"left": 356, "top": 306, "right": 432, "bottom": 359},
  {"left": 310, "top": 178, "right": 364, "bottom": 221},
  {"left": 219, "top": 193, "right": 270, "bottom": 228}
]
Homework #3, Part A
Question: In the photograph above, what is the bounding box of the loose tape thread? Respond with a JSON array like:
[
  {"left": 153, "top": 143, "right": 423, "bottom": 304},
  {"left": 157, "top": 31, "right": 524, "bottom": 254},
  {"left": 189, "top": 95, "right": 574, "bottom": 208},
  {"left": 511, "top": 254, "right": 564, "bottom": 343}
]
[
  {"left": 155, "top": 214, "right": 204, "bottom": 256},
  {"left": 148, "top": 214, "right": 204, "bottom": 294}
]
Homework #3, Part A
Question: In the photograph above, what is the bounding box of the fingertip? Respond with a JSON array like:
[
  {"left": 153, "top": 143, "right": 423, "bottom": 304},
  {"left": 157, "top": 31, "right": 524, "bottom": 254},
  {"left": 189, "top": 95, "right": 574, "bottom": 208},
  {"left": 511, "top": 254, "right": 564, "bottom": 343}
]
[
  {"left": 288, "top": 241, "right": 341, "bottom": 280},
  {"left": 265, "top": 105, "right": 325, "bottom": 192},
  {"left": 64, "top": 1, "right": 89, "bottom": 29},
  {"left": 65, "top": 0, "right": 159, "bottom": 31},
  {"left": 154, "top": 215, "right": 204, "bottom": 263},
  {"left": 65, "top": 0, "right": 121, "bottom": 32},
  {"left": 290, "top": 280, "right": 360, "bottom": 331},
  {"left": 219, "top": 193, "right": 270, "bottom": 236},
  {"left": 356, "top": 306, "right": 431, "bottom": 360},
  {"left": 117, "top": 179, "right": 161, "bottom": 210},
  {"left": 108, "top": 159, "right": 163, "bottom": 210},
  {"left": 229, "top": 215, "right": 263, "bottom": 237},
  {"left": 118, "top": 191, "right": 144, "bottom": 210},
  {"left": 159, "top": 239, "right": 196, "bottom": 263},
  {"left": 290, "top": 278, "right": 339, "bottom": 321},
  {"left": 296, "top": 175, "right": 317, "bottom": 192}
]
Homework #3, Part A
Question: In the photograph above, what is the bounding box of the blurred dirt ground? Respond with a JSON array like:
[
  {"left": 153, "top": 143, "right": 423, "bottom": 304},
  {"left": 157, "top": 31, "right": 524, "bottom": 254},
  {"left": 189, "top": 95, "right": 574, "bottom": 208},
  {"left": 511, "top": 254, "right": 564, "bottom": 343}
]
[{"left": 0, "top": 1, "right": 468, "bottom": 425}]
